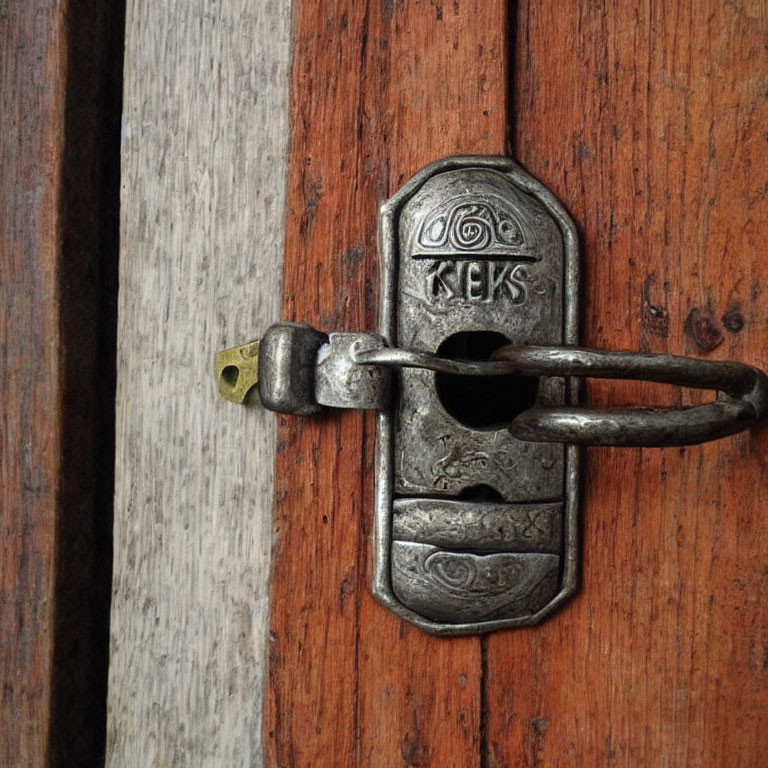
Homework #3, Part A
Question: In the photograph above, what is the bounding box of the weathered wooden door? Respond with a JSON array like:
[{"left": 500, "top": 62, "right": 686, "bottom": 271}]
[{"left": 106, "top": 1, "right": 768, "bottom": 766}]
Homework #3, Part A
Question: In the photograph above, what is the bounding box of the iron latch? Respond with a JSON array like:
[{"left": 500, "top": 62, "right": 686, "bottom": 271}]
[{"left": 215, "top": 156, "right": 768, "bottom": 635}]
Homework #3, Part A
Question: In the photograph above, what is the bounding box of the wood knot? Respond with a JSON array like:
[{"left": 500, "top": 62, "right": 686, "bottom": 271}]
[{"left": 685, "top": 307, "right": 724, "bottom": 352}]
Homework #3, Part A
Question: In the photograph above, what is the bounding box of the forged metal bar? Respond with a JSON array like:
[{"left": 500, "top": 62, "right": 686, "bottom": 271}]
[
  {"left": 494, "top": 345, "right": 768, "bottom": 446},
  {"left": 511, "top": 402, "right": 754, "bottom": 446},
  {"left": 354, "top": 344, "right": 768, "bottom": 446},
  {"left": 353, "top": 345, "right": 518, "bottom": 377}
]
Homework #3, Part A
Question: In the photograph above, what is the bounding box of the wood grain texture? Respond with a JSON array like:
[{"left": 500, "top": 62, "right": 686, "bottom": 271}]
[
  {"left": 0, "top": 5, "right": 64, "bottom": 762},
  {"left": 265, "top": 2, "right": 507, "bottom": 766},
  {"left": 485, "top": 2, "right": 768, "bottom": 766},
  {"left": 105, "top": 0, "right": 291, "bottom": 765},
  {"left": 1, "top": 1, "right": 122, "bottom": 764}
]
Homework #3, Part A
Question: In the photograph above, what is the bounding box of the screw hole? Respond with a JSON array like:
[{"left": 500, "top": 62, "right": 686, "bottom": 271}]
[{"left": 221, "top": 365, "right": 240, "bottom": 389}]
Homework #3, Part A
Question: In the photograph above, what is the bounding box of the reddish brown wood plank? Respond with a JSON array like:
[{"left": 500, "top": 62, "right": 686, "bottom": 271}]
[
  {"left": 0, "top": 6, "right": 64, "bottom": 763},
  {"left": 1, "top": 2, "right": 121, "bottom": 764},
  {"left": 266, "top": 2, "right": 508, "bottom": 765},
  {"left": 486, "top": 2, "right": 768, "bottom": 766}
]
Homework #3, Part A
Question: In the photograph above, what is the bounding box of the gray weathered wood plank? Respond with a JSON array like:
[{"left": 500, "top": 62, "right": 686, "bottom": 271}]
[{"left": 106, "top": 1, "right": 291, "bottom": 764}]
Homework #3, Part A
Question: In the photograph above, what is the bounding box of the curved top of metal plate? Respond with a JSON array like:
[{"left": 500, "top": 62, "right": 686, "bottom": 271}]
[
  {"left": 373, "top": 156, "right": 580, "bottom": 635},
  {"left": 378, "top": 155, "right": 579, "bottom": 347}
]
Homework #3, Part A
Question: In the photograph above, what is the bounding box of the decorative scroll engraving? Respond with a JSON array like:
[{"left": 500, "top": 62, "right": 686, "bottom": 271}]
[
  {"left": 392, "top": 499, "right": 563, "bottom": 553},
  {"left": 426, "top": 551, "right": 482, "bottom": 591},
  {"left": 432, "top": 436, "right": 491, "bottom": 490},
  {"left": 430, "top": 435, "right": 526, "bottom": 491},
  {"left": 414, "top": 195, "right": 541, "bottom": 306},
  {"left": 414, "top": 197, "right": 536, "bottom": 260},
  {"left": 391, "top": 542, "right": 560, "bottom": 623}
]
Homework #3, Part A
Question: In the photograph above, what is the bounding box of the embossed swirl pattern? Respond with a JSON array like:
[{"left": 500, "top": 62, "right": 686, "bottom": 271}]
[
  {"left": 450, "top": 205, "right": 493, "bottom": 249},
  {"left": 424, "top": 551, "right": 524, "bottom": 595},
  {"left": 418, "top": 201, "right": 523, "bottom": 253}
]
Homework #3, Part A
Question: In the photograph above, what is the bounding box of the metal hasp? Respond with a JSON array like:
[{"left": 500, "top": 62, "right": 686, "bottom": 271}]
[
  {"left": 214, "top": 155, "right": 768, "bottom": 636},
  {"left": 374, "top": 156, "right": 579, "bottom": 634}
]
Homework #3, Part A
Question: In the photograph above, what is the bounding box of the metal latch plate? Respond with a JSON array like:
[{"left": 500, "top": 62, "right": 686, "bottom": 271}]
[{"left": 373, "top": 156, "right": 580, "bottom": 635}]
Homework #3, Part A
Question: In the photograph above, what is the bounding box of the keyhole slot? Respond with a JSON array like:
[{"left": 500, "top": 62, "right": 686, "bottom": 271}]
[{"left": 435, "top": 331, "right": 538, "bottom": 430}]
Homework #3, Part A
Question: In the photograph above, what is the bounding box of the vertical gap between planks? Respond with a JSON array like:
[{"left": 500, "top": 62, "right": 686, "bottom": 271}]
[
  {"left": 480, "top": 634, "right": 489, "bottom": 768},
  {"left": 480, "top": 4, "right": 518, "bottom": 766},
  {"left": 505, "top": 0, "right": 520, "bottom": 160},
  {"left": 52, "top": 0, "right": 125, "bottom": 763}
]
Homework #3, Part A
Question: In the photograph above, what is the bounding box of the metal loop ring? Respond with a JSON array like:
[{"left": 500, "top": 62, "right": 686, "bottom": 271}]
[{"left": 354, "top": 344, "right": 768, "bottom": 446}]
